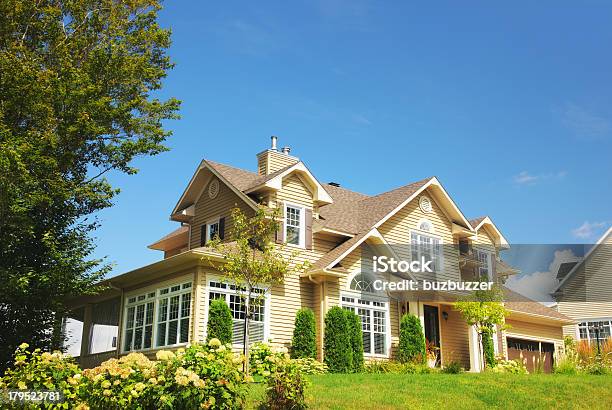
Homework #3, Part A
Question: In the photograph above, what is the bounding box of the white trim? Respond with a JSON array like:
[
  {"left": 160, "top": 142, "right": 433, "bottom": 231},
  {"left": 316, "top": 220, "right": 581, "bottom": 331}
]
[
  {"left": 555, "top": 226, "right": 612, "bottom": 292},
  {"left": 416, "top": 218, "right": 435, "bottom": 233},
  {"left": 576, "top": 318, "right": 612, "bottom": 343},
  {"left": 205, "top": 216, "right": 221, "bottom": 243},
  {"left": 284, "top": 202, "right": 306, "bottom": 248},
  {"left": 471, "top": 216, "right": 510, "bottom": 249}
]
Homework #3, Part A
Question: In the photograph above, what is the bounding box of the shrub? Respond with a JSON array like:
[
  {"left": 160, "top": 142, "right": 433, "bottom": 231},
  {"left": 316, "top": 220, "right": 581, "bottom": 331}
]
[
  {"left": 554, "top": 356, "right": 579, "bottom": 375},
  {"left": 398, "top": 314, "right": 426, "bottom": 364},
  {"left": 481, "top": 330, "right": 496, "bottom": 368},
  {"left": 441, "top": 360, "right": 464, "bottom": 374},
  {"left": 323, "top": 306, "right": 353, "bottom": 373},
  {"left": 249, "top": 341, "right": 289, "bottom": 377},
  {"left": 291, "top": 308, "right": 317, "bottom": 360},
  {"left": 292, "top": 358, "right": 328, "bottom": 375},
  {"left": 207, "top": 299, "right": 233, "bottom": 344},
  {"left": 264, "top": 358, "right": 308, "bottom": 410},
  {"left": 364, "top": 360, "right": 432, "bottom": 374},
  {"left": 489, "top": 358, "right": 528, "bottom": 374},
  {"left": 344, "top": 309, "right": 364, "bottom": 372},
  {"left": 0, "top": 343, "right": 86, "bottom": 409}
]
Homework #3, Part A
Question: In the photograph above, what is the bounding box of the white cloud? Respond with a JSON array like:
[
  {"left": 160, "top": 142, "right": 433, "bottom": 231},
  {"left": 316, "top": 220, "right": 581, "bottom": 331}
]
[
  {"left": 572, "top": 221, "right": 607, "bottom": 239},
  {"left": 513, "top": 170, "right": 567, "bottom": 185},
  {"left": 505, "top": 249, "right": 579, "bottom": 304},
  {"left": 561, "top": 102, "right": 610, "bottom": 140}
]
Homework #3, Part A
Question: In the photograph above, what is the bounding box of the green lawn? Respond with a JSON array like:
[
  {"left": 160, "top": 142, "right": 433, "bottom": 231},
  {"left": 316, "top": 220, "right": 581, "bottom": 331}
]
[{"left": 248, "top": 373, "right": 612, "bottom": 409}]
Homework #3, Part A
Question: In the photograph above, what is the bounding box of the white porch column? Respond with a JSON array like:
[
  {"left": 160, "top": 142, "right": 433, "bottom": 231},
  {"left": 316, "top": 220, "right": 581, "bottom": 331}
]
[{"left": 468, "top": 325, "right": 483, "bottom": 372}]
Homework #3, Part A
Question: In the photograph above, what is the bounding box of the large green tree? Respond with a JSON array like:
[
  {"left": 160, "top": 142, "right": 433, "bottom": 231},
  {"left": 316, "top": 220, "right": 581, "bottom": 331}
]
[{"left": 0, "top": 0, "right": 179, "bottom": 369}]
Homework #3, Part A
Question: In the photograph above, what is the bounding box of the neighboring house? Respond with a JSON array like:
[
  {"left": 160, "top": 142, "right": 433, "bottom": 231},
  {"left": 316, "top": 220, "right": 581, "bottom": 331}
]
[
  {"left": 553, "top": 227, "right": 612, "bottom": 343},
  {"left": 66, "top": 137, "right": 573, "bottom": 372}
]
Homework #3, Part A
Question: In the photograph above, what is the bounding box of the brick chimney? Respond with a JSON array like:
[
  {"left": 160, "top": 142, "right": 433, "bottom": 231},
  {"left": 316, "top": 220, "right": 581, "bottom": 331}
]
[{"left": 257, "top": 136, "right": 299, "bottom": 175}]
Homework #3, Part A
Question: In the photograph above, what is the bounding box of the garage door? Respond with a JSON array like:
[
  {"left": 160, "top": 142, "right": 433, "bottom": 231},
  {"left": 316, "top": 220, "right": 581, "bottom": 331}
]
[{"left": 506, "top": 338, "right": 554, "bottom": 373}]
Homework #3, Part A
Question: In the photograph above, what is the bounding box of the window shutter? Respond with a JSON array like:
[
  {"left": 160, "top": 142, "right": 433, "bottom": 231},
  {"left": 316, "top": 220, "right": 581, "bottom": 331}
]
[
  {"left": 305, "top": 208, "right": 313, "bottom": 250},
  {"left": 275, "top": 202, "right": 285, "bottom": 244},
  {"left": 200, "top": 225, "right": 206, "bottom": 247},
  {"left": 218, "top": 217, "right": 225, "bottom": 240}
]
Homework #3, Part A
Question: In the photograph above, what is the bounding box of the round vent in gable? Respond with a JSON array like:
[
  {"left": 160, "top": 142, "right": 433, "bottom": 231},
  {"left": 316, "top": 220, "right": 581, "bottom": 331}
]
[
  {"left": 208, "top": 179, "right": 220, "bottom": 199},
  {"left": 419, "top": 196, "right": 432, "bottom": 213}
]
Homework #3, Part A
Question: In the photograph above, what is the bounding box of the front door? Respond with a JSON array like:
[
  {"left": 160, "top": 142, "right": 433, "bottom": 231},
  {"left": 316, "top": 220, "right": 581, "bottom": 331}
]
[{"left": 424, "top": 305, "right": 441, "bottom": 365}]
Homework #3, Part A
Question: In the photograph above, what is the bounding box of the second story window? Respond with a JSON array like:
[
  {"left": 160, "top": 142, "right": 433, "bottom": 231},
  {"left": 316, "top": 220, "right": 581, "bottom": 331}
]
[
  {"left": 476, "top": 250, "right": 491, "bottom": 280},
  {"left": 207, "top": 220, "right": 220, "bottom": 242},
  {"left": 411, "top": 232, "right": 441, "bottom": 272},
  {"left": 285, "top": 204, "right": 304, "bottom": 246}
]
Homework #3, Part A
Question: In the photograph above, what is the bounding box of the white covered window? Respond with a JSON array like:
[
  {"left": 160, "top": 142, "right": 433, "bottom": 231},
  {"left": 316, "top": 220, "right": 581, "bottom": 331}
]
[
  {"left": 207, "top": 281, "right": 266, "bottom": 345},
  {"left": 123, "top": 282, "right": 192, "bottom": 352},
  {"left": 476, "top": 250, "right": 492, "bottom": 280},
  {"left": 411, "top": 232, "right": 442, "bottom": 272},
  {"left": 578, "top": 319, "right": 612, "bottom": 342},
  {"left": 285, "top": 204, "right": 304, "bottom": 246},
  {"left": 342, "top": 295, "right": 388, "bottom": 356}
]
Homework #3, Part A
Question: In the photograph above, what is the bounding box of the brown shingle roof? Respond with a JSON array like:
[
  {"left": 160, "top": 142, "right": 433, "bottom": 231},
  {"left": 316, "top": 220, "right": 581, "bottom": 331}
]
[
  {"left": 148, "top": 225, "right": 189, "bottom": 250},
  {"left": 503, "top": 287, "right": 574, "bottom": 322},
  {"left": 469, "top": 216, "right": 487, "bottom": 229}
]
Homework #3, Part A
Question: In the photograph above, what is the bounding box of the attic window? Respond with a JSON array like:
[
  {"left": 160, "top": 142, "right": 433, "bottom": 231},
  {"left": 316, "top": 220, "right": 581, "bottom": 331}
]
[
  {"left": 208, "top": 179, "right": 219, "bottom": 199},
  {"left": 419, "top": 196, "right": 432, "bottom": 213}
]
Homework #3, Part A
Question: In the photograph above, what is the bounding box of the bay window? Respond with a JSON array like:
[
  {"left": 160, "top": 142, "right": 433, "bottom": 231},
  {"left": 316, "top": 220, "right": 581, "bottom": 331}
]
[{"left": 123, "top": 281, "right": 192, "bottom": 352}]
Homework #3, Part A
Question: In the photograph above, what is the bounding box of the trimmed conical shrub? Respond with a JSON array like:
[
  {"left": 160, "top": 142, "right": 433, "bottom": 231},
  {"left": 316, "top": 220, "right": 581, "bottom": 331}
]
[
  {"left": 344, "top": 309, "right": 364, "bottom": 372},
  {"left": 207, "top": 298, "right": 233, "bottom": 344},
  {"left": 398, "top": 313, "right": 426, "bottom": 364},
  {"left": 323, "top": 306, "right": 353, "bottom": 372},
  {"left": 291, "top": 308, "right": 317, "bottom": 359}
]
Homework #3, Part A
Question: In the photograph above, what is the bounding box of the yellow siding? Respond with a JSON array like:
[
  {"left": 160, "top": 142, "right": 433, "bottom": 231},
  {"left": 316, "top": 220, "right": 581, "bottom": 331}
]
[
  {"left": 378, "top": 191, "right": 462, "bottom": 282},
  {"left": 275, "top": 174, "right": 314, "bottom": 209},
  {"left": 440, "top": 307, "right": 470, "bottom": 368},
  {"left": 256, "top": 150, "right": 299, "bottom": 175},
  {"left": 189, "top": 178, "right": 254, "bottom": 248}
]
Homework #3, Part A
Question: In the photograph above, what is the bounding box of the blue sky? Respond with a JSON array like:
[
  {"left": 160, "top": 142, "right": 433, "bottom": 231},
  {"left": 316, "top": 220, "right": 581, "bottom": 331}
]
[{"left": 97, "top": 1, "right": 612, "bottom": 277}]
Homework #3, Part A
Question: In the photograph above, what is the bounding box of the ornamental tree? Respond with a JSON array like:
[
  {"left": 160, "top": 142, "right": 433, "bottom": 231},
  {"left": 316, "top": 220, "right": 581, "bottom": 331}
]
[
  {"left": 0, "top": 0, "right": 179, "bottom": 369},
  {"left": 323, "top": 306, "right": 353, "bottom": 373},
  {"left": 207, "top": 207, "right": 308, "bottom": 374},
  {"left": 344, "top": 309, "right": 364, "bottom": 372},
  {"left": 454, "top": 285, "right": 508, "bottom": 369},
  {"left": 398, "top": 313, "right": 426, "bottom": 364},
  {"left": 207, "top": 299, "right": 233, "bottom": 344}
]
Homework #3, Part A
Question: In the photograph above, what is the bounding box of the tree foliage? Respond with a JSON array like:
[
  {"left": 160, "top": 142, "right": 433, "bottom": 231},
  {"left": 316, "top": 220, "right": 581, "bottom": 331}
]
[
  {"left": 454, "top": 285, "right": 508, "bottom": 369},
  {"left": 0, "top": 0, "right": 179, "bottom": 369},
  {"left": 481, "top": 329, "right": 496, "bottom": 368},
  {"left": 208, "top": 207, "right": 308, "bottom": 373},
  {"left": 207, "top": 299, "right": 233, "bottom": 345},
  {"left": 398, "top": 314, "right": 426, "bottom": 364},
  {"left": 323, "top": 306, "right": 352, "bottom": 373},
  {"left": 344, "top": 309, "right": 364, "bottom": 372},
  {"left": 291, "top": 308, "right": 316, "bottom": 360}
]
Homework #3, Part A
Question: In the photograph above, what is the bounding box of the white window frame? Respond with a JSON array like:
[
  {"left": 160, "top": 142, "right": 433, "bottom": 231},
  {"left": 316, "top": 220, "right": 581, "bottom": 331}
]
[
  {"left": 577, "top": 318, "right": 612, "bottom": 343},
  {"left": 475, "top": 249, "right": 493, "bottom": 280},
  {"left": 122, "top": 280, "right": 193, "bottom": 353},
  {"left": 341, "top": 291, "right": 391, "bottom": 358},
  {"left": 410, "top": 229, "right": 443, "bottom": 273},
  {"left": 206, "top": 217, "right": 220, "bottom": 242},
  {"left": 284, "top": 203, "right": 305, "bottom": 248},
  {"left": 204, "top": 278, "right": 271, "bottom": 347}
]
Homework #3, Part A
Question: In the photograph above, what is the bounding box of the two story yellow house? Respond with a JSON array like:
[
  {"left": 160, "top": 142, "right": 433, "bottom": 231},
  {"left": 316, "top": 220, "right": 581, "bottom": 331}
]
[{"left": 67, "top": 137, "right": 573, "bottom": 372}]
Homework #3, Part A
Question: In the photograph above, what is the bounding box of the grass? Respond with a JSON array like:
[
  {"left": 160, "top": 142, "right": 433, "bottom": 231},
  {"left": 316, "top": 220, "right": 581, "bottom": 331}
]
[{"left": 248, "top": 373, "right": 612, "bottom": 409}]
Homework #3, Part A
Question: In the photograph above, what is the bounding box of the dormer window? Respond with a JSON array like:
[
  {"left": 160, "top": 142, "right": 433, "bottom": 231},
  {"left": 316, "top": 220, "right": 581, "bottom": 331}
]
[{"left": 285, "top": 204, "right": 304, "bottom": 247}]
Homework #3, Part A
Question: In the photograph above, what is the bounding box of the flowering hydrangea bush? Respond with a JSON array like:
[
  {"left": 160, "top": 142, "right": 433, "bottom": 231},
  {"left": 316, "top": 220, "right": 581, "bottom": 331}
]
[
  {"left": 0, "top": 343, "right": 88, "bottom": 409},
  {"left": 249, "top": 342, "right": 288, "bottom": 377},
  {"left": 489, "top": 358, "right": 528, "bottom": 374},
  {"left": 1, "top": 340, "right": 249, "bottom": 409}
]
